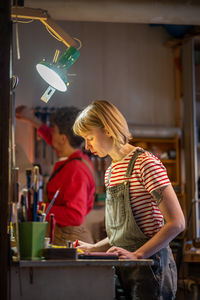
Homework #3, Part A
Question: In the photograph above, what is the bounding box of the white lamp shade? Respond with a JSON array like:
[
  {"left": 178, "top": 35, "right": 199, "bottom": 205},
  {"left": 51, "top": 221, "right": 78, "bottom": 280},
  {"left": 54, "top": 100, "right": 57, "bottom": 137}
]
[{"left": 36, "top": 63, "right": 67, "bottom": 92}]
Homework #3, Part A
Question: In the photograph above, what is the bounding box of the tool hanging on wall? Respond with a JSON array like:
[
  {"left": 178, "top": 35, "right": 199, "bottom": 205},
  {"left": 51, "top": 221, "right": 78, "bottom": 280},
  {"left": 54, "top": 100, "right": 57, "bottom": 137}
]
[
  {"left": 26, "top": 169, "right": 32, "bottom": 221},
  {"left": 33, "top": 106, "right": 57, "bottom": 177},
  {"left": 21, "top": 189, "right": 28, "bottom": 222},
  {"left": 32, "top": 165, "right": 40, "bottom": 221},
  {"left": 34, "top": 107, "right": 42, "bottom": 159},
  {"left": 41, "top": 107, "right": 50, "bottom": 159}
]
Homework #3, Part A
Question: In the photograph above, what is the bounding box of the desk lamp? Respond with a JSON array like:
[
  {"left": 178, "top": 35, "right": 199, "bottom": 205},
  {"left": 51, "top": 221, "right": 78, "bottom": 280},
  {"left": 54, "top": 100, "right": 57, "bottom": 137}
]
[
  {"left": 11, "top": 6, "right": 80, "bottom": 103},
  {"left": 36, "top": 46, "right": 80, "bottom": 102}
]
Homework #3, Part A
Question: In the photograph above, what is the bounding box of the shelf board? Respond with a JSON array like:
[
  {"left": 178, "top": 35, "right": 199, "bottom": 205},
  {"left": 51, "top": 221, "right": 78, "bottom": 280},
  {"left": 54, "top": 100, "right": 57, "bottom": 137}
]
[
  {"left": 133, "top": 137, "right": 176, "bottom": 143},
  {"left": 161, "top": 159, "right": 176, "bottom": 164},
  {"left": 184, "top": 252, "right": 200, "bottom": 263}
]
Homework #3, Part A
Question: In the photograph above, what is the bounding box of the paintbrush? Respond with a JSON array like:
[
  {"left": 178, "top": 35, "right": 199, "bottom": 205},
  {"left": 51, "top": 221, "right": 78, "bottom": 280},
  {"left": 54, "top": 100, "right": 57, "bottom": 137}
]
[{"left": 42, "top": 189, "right": 60, "bottom": 222}]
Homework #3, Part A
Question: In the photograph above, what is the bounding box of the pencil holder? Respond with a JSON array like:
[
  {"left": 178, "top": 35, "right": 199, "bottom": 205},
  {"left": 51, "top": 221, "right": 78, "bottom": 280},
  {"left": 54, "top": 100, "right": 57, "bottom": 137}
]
[{"left": 18, "top": 222, "right": 48, "bottom": 260}]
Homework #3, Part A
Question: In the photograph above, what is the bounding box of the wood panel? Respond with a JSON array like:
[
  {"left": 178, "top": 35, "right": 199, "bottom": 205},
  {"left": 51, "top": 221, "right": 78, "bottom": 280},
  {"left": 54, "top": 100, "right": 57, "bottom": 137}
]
[
  {"left": 0, "top": 1, "right": 11, "bottom": 299},
  {"left": 13, "top": 21, "right": 176, "bottom": 126}
]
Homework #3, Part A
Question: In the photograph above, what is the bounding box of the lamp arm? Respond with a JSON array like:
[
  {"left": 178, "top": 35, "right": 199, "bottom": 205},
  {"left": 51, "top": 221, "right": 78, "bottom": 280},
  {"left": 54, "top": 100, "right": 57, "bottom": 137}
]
[
  {"left": 11, "top": 7, "right": 78, "bottom": 48},
  {"left": 41, "top": 17, "right": 77, "bottom": 48}
]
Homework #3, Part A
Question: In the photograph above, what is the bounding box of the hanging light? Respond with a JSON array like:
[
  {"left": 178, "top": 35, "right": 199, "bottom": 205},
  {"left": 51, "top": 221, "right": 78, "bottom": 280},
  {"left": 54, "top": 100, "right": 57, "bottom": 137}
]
[{"left": 36, "top": 46, "right": 80, "bottom": 102}]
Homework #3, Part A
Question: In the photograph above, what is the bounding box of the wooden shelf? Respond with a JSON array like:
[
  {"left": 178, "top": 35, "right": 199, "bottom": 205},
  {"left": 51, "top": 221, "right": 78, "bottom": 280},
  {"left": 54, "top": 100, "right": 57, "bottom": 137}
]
[
  {"left": 161, "top": 159, "right": 176, "bottom": 164},
  {"left": 184, "top": 252, "right": 200, "bottom": 263},
  {"left": 130, "top": 134, "right": 180, "bottom": 186}
]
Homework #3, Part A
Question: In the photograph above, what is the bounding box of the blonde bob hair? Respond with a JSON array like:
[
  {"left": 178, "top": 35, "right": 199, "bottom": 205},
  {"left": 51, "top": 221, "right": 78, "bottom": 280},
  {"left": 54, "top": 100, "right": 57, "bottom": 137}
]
[{"left": 73, "top": 100, "right": 131, "bottom": 146}]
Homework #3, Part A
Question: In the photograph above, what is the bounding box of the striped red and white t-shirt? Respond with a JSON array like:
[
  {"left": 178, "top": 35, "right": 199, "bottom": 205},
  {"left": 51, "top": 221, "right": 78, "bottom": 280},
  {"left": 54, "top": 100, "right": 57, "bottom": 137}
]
[{"left": 105, "top": 147, "right": 171, "bottom": 237}]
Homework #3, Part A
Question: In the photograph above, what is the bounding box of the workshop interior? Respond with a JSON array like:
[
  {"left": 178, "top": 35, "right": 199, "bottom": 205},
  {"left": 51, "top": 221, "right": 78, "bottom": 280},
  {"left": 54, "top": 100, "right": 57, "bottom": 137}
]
[{"left": 1, "top": 0, "right": 200, "bottom": 299}]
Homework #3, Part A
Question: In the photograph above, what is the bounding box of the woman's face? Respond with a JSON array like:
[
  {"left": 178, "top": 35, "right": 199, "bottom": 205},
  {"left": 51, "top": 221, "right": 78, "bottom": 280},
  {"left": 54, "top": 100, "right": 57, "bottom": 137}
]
[{"left": 83, "top": 128, "right": 113, "bottom": 157}]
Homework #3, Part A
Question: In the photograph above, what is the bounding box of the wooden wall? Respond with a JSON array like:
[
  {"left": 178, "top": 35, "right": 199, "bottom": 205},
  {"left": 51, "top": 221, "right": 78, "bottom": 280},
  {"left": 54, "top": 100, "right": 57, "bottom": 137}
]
[
  {"left": 14, "top": 20, "right": 176, "bottom": 176},
  {"left": 14, "top": 21, "right": 175, "bottom": 125}
]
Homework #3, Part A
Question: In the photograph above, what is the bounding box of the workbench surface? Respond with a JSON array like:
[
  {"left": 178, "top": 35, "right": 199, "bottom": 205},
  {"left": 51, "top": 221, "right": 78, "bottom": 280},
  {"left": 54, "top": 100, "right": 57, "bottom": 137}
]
[{"left": 15, "top": 258, "right": 153, "bottom": 267}]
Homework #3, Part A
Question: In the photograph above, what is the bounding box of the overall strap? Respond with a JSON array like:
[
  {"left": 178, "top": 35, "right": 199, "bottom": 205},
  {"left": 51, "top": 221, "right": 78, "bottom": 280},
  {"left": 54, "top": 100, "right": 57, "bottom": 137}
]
[
  {"left": 48, "top": 157, "right": 95, "bottom": 183},
  {"left": 106, "top": 149, "right": 145, "bottom": 186},
  {"left": 125, "top": 149, "right": 145, "bottom": 178}
]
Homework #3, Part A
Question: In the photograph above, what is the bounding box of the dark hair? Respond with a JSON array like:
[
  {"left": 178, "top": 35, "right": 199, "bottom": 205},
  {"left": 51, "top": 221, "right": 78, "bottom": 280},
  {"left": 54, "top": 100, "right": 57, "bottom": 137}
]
[{"left": 51, "top": 107, "right": 83, "bottom": 148}]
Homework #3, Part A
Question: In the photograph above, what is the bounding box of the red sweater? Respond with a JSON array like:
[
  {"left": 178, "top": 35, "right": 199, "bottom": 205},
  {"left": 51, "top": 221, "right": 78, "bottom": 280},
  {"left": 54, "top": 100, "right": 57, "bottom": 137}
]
[{"left": 38, "top": 124, "right": 95, "bottom": 227}]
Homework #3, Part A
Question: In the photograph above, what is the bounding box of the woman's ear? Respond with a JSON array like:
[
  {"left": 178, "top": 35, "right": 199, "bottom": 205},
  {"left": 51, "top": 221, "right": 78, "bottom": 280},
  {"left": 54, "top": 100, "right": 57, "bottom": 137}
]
[{"left": 61, "top": 134, "right": 68, "bottom": 144}]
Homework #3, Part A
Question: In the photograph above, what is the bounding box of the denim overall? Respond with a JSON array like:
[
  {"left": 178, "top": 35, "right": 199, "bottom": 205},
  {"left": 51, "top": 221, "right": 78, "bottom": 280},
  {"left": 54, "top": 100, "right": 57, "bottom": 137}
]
[{"left": 105, "top": 149, "right": 177, "bottom": 300}]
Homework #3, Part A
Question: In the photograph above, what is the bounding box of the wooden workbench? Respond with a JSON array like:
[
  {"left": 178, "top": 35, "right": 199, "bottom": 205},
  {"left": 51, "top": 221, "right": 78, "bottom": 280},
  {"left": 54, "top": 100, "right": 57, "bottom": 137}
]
[{"left": 11, "top": 259, "right": 153, "bottom": 300}]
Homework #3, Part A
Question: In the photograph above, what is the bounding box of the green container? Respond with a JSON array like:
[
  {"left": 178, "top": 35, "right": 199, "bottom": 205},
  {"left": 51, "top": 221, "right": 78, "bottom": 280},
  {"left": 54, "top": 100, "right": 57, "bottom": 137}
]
[{"left": 18, "top": 222, "right": 48, "bottom": 260}]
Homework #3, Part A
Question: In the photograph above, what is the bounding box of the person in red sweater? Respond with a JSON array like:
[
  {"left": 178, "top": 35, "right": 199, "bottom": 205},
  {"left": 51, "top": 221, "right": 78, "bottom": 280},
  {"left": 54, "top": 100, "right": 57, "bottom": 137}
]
[{"left": 16, "top": 105, "right": 95, "bottom": 245}]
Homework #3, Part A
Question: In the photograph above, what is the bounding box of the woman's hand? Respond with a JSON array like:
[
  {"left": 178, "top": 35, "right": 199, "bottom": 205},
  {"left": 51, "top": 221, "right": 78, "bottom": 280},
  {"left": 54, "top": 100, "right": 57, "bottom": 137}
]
[
  {"left": 16, "top": 105, "right": 33, "bottom": 121},
  {"left": 107, "top": 246, "right": 139, "bottom": 259},
  {"left": 74, "top": 240, "right": 95, "bottom": 252}
]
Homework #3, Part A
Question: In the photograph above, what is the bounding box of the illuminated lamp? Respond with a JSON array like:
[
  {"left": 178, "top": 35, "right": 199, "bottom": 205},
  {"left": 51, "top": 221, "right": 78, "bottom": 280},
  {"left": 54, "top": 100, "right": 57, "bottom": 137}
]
[{"left": 36, "top": 46, "right": 80, "bottom": 102}]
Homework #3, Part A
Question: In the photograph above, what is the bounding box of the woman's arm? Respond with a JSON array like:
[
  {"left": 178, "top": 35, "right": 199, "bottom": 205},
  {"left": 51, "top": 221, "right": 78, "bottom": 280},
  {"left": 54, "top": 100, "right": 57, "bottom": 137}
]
[
  {"left": 77, "top": 237, "right": 110, "bottom": 252},
  {"left": 134, "top": 184, "right": 185, "bottom": 258},
  {"left": 16, "top": 105, "right": 53, "bottom": 146},
  {"left": 108, "top": 184, "right": 185, "bottom": 259},
  {"left": 16, "top": 105, "right": 42, "bottom": 129},
  {"left": 93, "top": 237, "right": 111, "bottom": 252}
]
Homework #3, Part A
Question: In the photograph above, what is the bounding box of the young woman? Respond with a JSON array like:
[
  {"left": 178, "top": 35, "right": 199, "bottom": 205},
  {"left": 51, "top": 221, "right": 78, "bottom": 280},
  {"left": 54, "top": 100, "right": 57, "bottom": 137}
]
[{"left": 73, "top": 100, "right": 185, "bottom": 299}]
